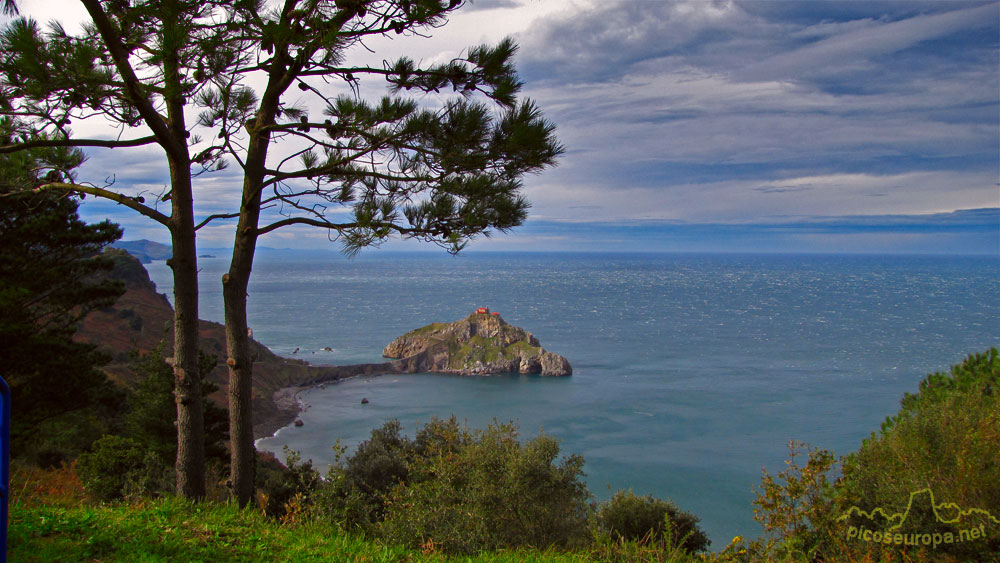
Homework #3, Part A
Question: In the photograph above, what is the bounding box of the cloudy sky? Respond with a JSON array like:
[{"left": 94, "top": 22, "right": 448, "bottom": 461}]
[{"left": 13, "top": 0, "right": 1000, "bottom": 253}]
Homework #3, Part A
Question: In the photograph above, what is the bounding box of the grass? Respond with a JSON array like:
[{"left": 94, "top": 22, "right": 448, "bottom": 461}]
[
  {"left": 9, "top": 495, "right": 732, "bottom": 563},
  {"left": 447, "top": 335, "right": 544, "bottom": 370},
  {"left": 12, "top": 498, "right": 422, "bottom": 562},
  {"left": 407, "top": 322, "right": 450, "bottom": 337}
]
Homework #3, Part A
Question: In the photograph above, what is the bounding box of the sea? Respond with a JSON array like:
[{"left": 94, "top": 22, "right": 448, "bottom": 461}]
[{"left": 146, "top": 251, "right": 999, "bottom": 545}]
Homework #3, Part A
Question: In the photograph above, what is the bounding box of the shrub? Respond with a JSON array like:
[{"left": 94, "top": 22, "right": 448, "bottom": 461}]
[
  {"left": 75, "top": 435, "right": 170, "bottom": 501},
  {"left": 314, "top": 419, "right": 416, "bottom": 530},
  {"left": 341, "top": 418, "right": 414, "bottom": 501},
  {"left": 596, "top": 489, "right": 710, "bottom": 553},
  {"left": 378, "top": 418, "right": 591, "bottom": 554},
  {"left": 752, "top": 349, "right": 1000, "bottom": 562},
  {"left": 751, "top": 442, "right": 843, "bottom": 561},
  {"left": 255, "top": 447, "right": 322, "bottom": 519},
  {"left": 837, "top": 347, "right": 1000, "bottom": 560},
  {"left": 25, "top": 407, "right": 123, "bottom": 469},
  {"left": 315, "top": 417, "right": 592, "bottom": 554}
]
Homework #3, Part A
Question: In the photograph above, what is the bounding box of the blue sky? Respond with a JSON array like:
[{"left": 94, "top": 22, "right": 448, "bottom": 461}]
[{"left": 15, "top": 0, "right": 1000, "bottom": 254}]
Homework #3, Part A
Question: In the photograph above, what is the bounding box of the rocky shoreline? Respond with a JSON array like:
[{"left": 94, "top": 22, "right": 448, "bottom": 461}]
[
  {"left": 253, "top": 361, "right": 406, "bottom": 439},
  {"left": 258, "top": 385, "right": 313, "bottom": 440}
]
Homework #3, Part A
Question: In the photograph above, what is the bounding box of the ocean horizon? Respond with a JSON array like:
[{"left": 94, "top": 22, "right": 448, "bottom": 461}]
[{"left": 146, "top": 250, "right": 999, "bottom": 544}]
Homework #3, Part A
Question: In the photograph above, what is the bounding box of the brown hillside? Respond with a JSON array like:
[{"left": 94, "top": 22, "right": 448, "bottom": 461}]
[{"left": 76, "top": 250, "right": 324, "bottom": 438}]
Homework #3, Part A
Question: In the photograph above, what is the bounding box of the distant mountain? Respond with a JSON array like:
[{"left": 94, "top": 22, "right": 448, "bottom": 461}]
[{"left": 110, "top": 239, "right": 172, "bottom": 263}]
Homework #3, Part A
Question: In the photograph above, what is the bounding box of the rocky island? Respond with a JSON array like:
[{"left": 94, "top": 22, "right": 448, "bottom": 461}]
[{"left": 382, "top": 308, "right": 572, "bottom": 376}]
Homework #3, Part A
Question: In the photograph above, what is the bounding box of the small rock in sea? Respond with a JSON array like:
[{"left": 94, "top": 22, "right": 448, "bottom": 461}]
[
  {"left": 361, "top": 397, "right": 369, "bottom": 404},
  {"left": 294, "top": 419, "right": 304, "bottom": 427},
  {"left": 323, "top": 346, "right": 333, "bottom": 352}
]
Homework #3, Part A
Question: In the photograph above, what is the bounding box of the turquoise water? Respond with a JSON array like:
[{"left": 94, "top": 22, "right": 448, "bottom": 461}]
[{"left": 147, "top": 251, "right": 1000, "bottom": 544}]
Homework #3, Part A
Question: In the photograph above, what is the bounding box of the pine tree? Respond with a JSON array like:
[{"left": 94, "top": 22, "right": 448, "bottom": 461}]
[
  {"left": 0, "top": 120, "right": 124, "bottom": 461},
  {"left": 206, "top": 1, "right": 562, "bottom": 505},
  {"left": 125, "top": 342, "right": 229, "bottom": 470}
]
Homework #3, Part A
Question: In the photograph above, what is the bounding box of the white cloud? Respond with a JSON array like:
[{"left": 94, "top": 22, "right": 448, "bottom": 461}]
[
  {"left": 735, "top": 3, "right": 999, "bottom": 82},
  {"left": 518, "top": 0, "right": 770, "bottom": 82}
]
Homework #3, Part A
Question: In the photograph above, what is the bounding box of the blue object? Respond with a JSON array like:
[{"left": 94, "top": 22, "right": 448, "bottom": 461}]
[{"left": 0, "top": 375, "right": 8, "bottom": 563}]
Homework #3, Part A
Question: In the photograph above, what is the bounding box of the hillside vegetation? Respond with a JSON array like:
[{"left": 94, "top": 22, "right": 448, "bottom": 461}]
[
  {"left": 751, "top": 348, "right": 999, "bottom": 561},
  {"left": 9, "top": 349, "right": 998, "bottom": 562}
]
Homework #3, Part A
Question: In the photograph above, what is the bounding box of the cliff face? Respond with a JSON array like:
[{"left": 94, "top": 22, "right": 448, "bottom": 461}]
[{"left": 382, "top": 311, "right": 572, "bottom": 376}]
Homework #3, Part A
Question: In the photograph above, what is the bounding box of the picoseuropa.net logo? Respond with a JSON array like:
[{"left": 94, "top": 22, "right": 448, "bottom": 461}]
[{"left": 837, "top": 488, "right": 999, "bottom": 549}]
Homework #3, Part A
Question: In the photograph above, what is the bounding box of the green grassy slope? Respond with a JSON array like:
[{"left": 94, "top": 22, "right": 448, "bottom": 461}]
[{"left": 10, "top": 497, "right": 717, "bottom": 563}]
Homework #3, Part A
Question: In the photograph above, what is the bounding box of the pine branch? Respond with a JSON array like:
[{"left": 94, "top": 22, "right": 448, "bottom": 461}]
[
  {"left": 194, "top": 212, "right": 241, "bottom": 231},
  {"left": 33, "top": 182, "right": 171, "bottom": 226},
  {"left": 0, "top": 135, "right": 157, "bottom": 154}
]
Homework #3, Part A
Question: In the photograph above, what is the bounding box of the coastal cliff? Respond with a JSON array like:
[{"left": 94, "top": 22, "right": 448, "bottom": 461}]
[
  {"left": 382, "top": 309, "right": 572, "bottom": 376},
  {"left": 77, "top": 249, "right": 329, "bottom": 439}
]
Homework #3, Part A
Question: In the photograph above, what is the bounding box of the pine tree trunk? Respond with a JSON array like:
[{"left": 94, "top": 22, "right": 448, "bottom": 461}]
[
  {"left": 169, "top": 166, "right": 205, "bottom": 500},
  {"left": 224, "top": 48, "right": 288, "bottom": 506},
  {"left": 224, "top": 131, "right": 267, "bottom": 507},
  {"left": 160, "top": 0, "right": 204, "bottom": 499},
  {"left": 78, "top": 0, "right": 208, "bottom": 500},
  {"left": 223, "top": 226, "right": 258, "bottom": 506}
]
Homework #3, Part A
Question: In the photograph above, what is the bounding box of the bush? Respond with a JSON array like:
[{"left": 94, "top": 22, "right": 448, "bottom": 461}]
[
  {"left": 341, "top": 419, "right": 414, "bottom": 503},
  {"left": 596, "top": 489, "right": 710, "bottom": 553},
  {"left": 837, "top": 347, "right": 1000, "bottom": 560},
  {"left": 314, "top": 419, "right": 416, "bottom": 530},
  {"left": 24, "top": 406, "right": 124, "bottom": 469},
  {"left": 379, "top": 419, "right": 591, "bottom": 554},
  {"left": 751, "top": 442, "right": 842, "bottom": 561},
  {"left": 255, "top": 447, "right": 322, "bottom": 520},
  {"left": 316, "top": 417, "right": 592, "bottom": 554},
  {"left": 75, "top": 435, "right": 170, "bottom": 501},
  {"left": 752, "top": 349, "right": 1000, "bottom": 562}
]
